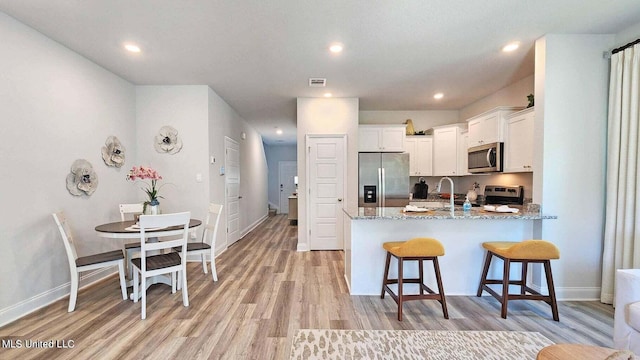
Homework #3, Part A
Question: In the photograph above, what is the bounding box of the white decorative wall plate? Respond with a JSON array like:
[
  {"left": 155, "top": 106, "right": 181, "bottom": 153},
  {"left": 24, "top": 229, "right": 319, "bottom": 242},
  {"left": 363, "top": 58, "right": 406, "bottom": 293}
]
[
  {"left": 66, "top": 159, "right": 98, "bottom": 196},
  {"left": 154, "top": 125, "right": 183, "bottom": 154},
  {"left": 101, "top": 135, "right": 126, "bottom": 167}
]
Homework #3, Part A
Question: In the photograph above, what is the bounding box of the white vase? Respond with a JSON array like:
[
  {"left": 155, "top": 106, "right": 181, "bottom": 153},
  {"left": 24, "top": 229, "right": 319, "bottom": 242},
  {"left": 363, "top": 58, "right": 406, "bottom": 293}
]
[{"left": 150, "top": 204, "right": 160, "bottom": 215}]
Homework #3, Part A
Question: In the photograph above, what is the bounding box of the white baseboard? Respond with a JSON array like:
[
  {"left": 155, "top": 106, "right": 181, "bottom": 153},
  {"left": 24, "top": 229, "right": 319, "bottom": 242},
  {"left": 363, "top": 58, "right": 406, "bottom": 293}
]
[
  {"left": 240, "top": 214, "right": 268, "bottom": 239},
  {"left": 529, "top": 283, "right": 602, "bottom": 301},
  {"left": 0, "top": 267, "right": 116, "bottom": 327},
  {"left": 297, "top": 242, "right": 309, "bottom": 252}
]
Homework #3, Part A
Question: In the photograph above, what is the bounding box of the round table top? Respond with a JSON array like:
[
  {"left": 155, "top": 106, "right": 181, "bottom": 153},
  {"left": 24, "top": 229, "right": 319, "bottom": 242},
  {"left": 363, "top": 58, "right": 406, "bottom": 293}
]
[
  {"left": 95, "top": 219, "right": 202, "bottom": 233},
  {"left": 537, "top": 344, "right": 621, "bottom": 360}
]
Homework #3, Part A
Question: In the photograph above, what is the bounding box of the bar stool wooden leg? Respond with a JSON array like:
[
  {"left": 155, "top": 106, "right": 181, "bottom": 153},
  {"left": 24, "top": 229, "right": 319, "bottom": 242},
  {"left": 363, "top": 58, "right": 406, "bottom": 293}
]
[
  {"left": 381, "top": 252, "right": 391, "bottom": 299},
  {"left": 544, "top": 260, "right": 560, "bottom": 321},
  {"left": 520, "top": 261, "right": 528, "bottom": 295},
  {"left": 381, "top": 238, "right": 448, "bottom": 321},
  {"left": 433, "top": 257, "right": 449, "bottom": 319},
  {"left": 478, "top": 241, "right": 560, "bottom": 321},
  {"left": 397, "top": 256, "right": 404, "bottom": 321},
  {"left": 419, "top": 259, "right": 425, "bottom": 296},
  {"left": 477, "top": 252, "right": 492, "bottom": 297},
  {"left": 501, "top": 258, "right": 510, "bottom": 319}
]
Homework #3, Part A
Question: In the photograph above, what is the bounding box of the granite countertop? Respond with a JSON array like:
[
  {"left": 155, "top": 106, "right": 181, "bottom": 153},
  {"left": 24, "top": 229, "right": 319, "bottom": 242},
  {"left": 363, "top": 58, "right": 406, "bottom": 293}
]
[{"left": 344, "top": 207, "right": 557, "bottom": 220}]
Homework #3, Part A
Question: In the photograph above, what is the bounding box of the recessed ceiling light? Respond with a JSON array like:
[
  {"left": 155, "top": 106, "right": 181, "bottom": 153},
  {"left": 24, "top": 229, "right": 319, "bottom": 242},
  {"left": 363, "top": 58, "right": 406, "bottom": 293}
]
[
  {"left": 124, "top": 44, "right": 141, "bottom": 53},
  {"left": 276, "top": 129, "right": 283, "bottom": 135},
  {"left": 433, "top": 93, "right": 444, "bottom": 100},
  {"left": 502, "top": 42, "right": 520, "bottom": 52},
  {"left": 324, "top": 93, "right": 333, "bottom": 98},
  {"left": 329, "top": 43, "right": 343, "bottom": 53}
]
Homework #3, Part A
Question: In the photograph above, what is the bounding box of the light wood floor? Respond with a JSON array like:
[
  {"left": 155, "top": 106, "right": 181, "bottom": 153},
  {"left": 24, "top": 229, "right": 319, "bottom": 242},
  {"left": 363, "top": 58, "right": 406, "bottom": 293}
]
[{"left": 0, "top": 215, "right": 614, "bottom": 359}]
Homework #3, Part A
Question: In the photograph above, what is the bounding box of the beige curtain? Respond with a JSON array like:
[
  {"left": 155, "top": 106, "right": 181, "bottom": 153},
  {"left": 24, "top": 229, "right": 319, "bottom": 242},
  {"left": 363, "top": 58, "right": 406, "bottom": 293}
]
[{"left": 601, "top": 44, "right": 640, "bottom": 304}]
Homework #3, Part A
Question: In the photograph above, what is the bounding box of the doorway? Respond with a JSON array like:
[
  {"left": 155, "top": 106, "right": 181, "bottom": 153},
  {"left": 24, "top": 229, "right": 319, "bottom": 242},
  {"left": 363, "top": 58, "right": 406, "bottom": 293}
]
[{"left": 278, "top": 161, "right": 297, "bottom": 214}]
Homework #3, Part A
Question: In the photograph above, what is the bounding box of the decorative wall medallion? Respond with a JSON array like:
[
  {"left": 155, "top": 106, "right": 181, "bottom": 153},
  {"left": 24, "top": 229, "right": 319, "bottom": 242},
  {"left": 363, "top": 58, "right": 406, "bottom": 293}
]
[
  {"left": 66, "top": 159, "right": 98, "bottom": 196},
  {"left": 101, "top": 135, "right": 126, "bottom": 167},
  {"left": 154, "top": 125, "right": 183, "bottom": 154}
]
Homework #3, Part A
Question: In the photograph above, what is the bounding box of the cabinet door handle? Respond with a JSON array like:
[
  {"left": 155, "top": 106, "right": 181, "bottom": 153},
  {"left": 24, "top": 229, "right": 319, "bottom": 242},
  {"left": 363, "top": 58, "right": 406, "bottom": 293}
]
[{"left": 337, "top": 198, "right": 343, "bottom": 202}]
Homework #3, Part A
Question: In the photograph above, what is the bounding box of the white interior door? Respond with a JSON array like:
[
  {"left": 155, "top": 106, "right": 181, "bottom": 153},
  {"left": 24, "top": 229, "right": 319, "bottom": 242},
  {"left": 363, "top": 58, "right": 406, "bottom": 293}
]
[
  {"left": 307, "top": 135, "right": 345, "bottom": 250},
  {"left": 278, "top": 161, "right": 297, "bottom": 214},
  {"left": 225, "top": 137, "right": 240, "bottom": 246}
]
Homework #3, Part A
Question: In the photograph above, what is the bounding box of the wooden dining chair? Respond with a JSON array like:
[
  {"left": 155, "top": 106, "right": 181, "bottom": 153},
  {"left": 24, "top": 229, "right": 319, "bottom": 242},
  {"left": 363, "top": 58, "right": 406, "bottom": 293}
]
[
  {"left": 52, "top": 212, "right": 128, "bottom": 312},
  {"left": 131, "top": 212, "right": 190, "bottom": 320},
  {"left": 174, "top": 203, "right": 223, "bottom": 282},
  {"left": 119, "top": 203, "right": 144, "bottom": 279}
]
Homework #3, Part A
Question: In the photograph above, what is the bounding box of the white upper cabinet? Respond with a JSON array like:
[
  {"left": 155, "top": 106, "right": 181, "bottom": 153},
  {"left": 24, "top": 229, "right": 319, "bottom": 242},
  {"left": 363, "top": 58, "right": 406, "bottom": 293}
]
[
  {"left": 458, "top": 131, "right": 471, "bottom": 176},
  {"left": 504, "top": 107, "right": 535, "bottom": 173},
  {"left": 467, "top": 107, "right": 523, "bottom": 148},
  {"left": 358, "top": 125, "right": 406, "bottom": 152},
  {"left": 405, "top": 136, "right": 433, "bottom": 176},
  {"left": 432, "top": 123, "right": 467, "bottom": 176}
]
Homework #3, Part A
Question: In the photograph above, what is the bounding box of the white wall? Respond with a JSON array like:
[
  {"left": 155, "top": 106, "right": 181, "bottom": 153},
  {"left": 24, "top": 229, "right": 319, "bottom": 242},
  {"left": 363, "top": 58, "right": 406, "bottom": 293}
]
[
  {"left": 459, "top": 75, "right": 534, "bottom": 120},
  {"left": 0, "top": 12, "right": 136, "bottom": 325},
  {"left": 237, "top": 122, "right": 269, "bottom": 237},
  {"left": 264, "top": 144, "right": 297, "bottom": 210},
  {"left": 296, "top": 98, "right": 359, "bottom": 251},
  {"left": 135, "top": 86, "right": 210, "bottom": 223},
  {"left": 359, "top": 110, "right": 459, "bottom": 132},
  {"left": 534, "top": 34, "right": 614, "bottom": 299},
  {"left": 615, "top": 21, "right": 640, "bottom": 45},
  {"left": 207, "top": 88, "right": 268, "bottom": 248}
]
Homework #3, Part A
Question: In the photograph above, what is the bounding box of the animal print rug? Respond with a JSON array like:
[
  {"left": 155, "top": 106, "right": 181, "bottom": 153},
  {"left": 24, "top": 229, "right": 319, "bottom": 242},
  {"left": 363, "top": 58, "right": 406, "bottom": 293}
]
[{"left": 290, "top": 330, "right": 554, "bottom": 360}]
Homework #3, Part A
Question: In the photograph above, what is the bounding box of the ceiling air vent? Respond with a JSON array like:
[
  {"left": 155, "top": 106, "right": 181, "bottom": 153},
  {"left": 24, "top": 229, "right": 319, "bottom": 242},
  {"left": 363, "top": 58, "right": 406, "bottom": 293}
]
[{"left": 308, "top": 78, "right": 326, "bottom": 87}]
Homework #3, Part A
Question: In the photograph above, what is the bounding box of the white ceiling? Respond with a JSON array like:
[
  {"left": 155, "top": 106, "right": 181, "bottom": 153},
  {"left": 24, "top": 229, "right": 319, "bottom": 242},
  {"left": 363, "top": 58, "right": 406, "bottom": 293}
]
[{"left": 1, "top": 1, "right": 639, "bottom": 144}]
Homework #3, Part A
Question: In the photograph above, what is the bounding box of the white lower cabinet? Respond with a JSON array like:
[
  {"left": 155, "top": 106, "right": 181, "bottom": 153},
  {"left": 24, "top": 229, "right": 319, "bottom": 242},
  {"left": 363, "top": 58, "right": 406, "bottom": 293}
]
[
  {"left": 405, "top": 136, "right": 433, "bottom": 176},
  {"left": 504, "top": 107, "right": 534, "bottom": 172},
  {"left": 433, "top": 123, "right": 467, "bottom": 176}
]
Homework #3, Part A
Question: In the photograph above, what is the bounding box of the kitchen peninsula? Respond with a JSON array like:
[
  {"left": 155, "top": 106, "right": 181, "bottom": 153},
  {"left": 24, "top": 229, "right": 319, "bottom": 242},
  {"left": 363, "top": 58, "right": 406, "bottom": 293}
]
[{"left": 343, "top": 206, "right": 557, "bottom": 296}]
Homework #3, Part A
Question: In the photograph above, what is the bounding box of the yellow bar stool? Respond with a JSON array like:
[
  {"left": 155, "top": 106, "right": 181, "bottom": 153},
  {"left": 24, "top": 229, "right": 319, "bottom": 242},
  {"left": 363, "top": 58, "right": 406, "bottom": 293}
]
[
  {"left": 476, "top": 240, "right": 560, "bottom": 321},
  {"left": 381, "top": 237, "right": 448, "bottom": 321}
]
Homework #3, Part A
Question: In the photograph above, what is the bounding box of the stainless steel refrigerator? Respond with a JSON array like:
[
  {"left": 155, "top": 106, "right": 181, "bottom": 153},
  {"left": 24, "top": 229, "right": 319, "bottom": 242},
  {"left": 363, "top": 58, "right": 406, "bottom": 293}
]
[{"left": 358, "top": 153, "right": 410, "bottom": 207}]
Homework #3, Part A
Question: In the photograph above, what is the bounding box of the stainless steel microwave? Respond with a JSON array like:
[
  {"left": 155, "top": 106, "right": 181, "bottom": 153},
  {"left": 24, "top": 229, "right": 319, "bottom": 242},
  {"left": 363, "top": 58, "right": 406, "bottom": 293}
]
[{"left": 468, "top": 142, "right": 503, "bottom": 173}]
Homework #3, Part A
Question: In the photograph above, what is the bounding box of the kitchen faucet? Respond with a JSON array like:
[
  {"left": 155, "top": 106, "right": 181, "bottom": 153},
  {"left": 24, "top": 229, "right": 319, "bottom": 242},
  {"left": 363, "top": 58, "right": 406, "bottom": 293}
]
[{"left": 437, "top": 176, "right": 455, "bottom": 217}]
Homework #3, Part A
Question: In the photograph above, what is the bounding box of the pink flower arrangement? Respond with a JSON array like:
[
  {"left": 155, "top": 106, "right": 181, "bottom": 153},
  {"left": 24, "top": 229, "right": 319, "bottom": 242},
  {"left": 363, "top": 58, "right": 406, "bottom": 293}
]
[{"left": 126, "top": 166, "right": 164, "bottom": 211}]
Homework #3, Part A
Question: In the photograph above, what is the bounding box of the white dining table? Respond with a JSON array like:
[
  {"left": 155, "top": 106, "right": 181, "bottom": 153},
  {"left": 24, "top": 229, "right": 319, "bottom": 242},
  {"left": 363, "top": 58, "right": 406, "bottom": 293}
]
[{"left": 95, "top": 219, "right": 202, "bottom": 300}]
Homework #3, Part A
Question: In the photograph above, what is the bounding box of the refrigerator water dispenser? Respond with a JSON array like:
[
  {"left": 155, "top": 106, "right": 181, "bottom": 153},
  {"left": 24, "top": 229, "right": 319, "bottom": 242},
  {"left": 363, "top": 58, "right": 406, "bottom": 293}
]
[{"left": 363, "top": 185, "right": 377, "bottom": 203}]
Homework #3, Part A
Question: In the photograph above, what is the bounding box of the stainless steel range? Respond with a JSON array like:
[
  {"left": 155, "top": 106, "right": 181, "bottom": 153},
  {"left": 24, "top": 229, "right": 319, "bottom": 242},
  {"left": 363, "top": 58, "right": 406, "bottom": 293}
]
[{"left": 484, "top": 185, "right": 524, "bottom": 205}]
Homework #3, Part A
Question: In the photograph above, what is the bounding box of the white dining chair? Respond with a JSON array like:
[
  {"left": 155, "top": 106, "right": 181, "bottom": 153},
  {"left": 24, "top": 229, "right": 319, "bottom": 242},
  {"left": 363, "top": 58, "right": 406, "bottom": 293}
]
[
  {"left": 131, "top": 212, "right": 190, "bottom": 320},
  {"left": 174, "top": 203, "right": 223, "bottom": 282},
  {"left": 119, "top": 203, "right": 144, "bottom": 279},
  {"left": 52, "top": 212, "right": 128, "bottom": 312},
  {"left": 119, "top": 203, "right": 144, "bottom": 221}
]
